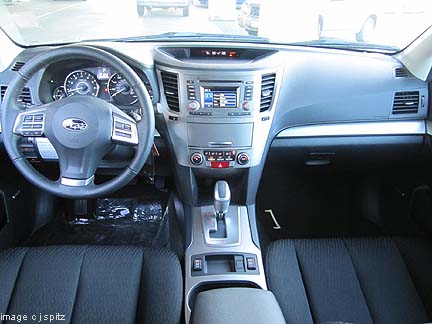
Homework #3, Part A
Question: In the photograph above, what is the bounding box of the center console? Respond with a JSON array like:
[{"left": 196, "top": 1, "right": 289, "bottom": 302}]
[
  {"left": 185, "top": 181, "right": 267, "bottom": 323},
  {"left": 154, "top": 46, "right": 283, "bottom": 323},
  {"left": 156, "top": 63, "right": 281, "bottom": 171}
]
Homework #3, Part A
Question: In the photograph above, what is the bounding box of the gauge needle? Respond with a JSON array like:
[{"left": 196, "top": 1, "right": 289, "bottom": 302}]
[
  {"left": 111, "top": 88, "right": 125, "bottom": 97},
  {"left": 68, "top": 87, "right": 82, "bottom": 93}
]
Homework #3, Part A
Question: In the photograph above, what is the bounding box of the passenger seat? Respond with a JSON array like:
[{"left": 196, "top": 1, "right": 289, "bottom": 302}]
[
  {"left": 0, "top": 246, "right": 183, "bottom": 324},
  {"left": 266, "top": 237, "right": 432, "bottom": 324}
]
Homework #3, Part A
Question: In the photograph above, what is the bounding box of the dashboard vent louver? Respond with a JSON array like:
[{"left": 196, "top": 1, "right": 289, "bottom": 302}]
[
  {"left": 260, "top": 73, "right": 276, "bottom": 112},
  {"left": 11, "top": 61, "right": 25, "bottom": 72},
  {"left": 392, "top": 91, "right": 419, "bottom": 114},
  {"left": 0, "top": 85, "right": 33, "bottom": 107},
  {"left": 161, "top": 71, "right": 179, "bottom": 112},
  {"left": 394, "top": 67, "right": 411, "bottom": 78},
  {"left": 144, "top": 82, "right": 153, "bottom": 100},
  {"left": 0, "top": 85, "right": 7, "bottom": 102}
]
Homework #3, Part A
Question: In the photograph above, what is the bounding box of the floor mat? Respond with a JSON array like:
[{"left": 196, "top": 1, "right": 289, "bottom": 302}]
[
  {"left": 257, "top": 169, "right": 382, "bottom": 241},
  {"left": 24, "top": 190, "right": 168, "bottom": 247}
]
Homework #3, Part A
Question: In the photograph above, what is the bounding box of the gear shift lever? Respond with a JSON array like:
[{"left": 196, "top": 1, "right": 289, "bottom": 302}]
[{"left": 214, "top": 181, "right": 231, "bottom": 220}]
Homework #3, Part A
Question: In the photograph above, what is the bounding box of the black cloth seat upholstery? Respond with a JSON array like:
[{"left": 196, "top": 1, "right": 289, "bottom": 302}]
[
  {"left": 266, "top": 237, "right": 432, "bottom": 324},
  {"left": 0, "top": 245, "right": 183, "bottom": 324}
]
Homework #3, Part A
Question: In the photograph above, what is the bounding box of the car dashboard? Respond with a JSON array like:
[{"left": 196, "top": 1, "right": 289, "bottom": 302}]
[
  {"left": 0, "top": 41, "right": 429, "bottom": 169},
  {"left": 0, "top": 40, "right": 430, "bottom": 323}
]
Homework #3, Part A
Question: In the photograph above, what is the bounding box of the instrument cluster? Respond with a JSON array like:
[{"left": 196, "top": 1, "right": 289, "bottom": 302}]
[{"left": 51, "top": 66, "right": 153, "bottom": 108}]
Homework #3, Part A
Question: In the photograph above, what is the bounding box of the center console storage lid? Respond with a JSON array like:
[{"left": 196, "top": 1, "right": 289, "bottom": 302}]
[{"left": 191, "top": 288, "right": 286, "bottom": 324}]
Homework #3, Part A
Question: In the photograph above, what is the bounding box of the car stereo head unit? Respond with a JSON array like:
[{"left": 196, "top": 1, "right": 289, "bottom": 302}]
[
  {"left": 202, "top": 87, "right": 239, "bottom": 109},
  {"left": 185, "top": 78, "right": 255, "bottom": 117}
]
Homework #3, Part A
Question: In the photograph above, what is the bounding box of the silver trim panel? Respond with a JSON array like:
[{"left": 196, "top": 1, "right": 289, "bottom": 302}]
[
  {"left": 184, "top": 206, "right": 267, "bottom": 323},
  {"left": 277, "top": 121, "right": 426, "bottom": 138},
  {"left": 201, "top": 206, "right": 241, "bottom": 247},
  {"left": 60, "top": 176, "right": 94, "bottom": 187}
]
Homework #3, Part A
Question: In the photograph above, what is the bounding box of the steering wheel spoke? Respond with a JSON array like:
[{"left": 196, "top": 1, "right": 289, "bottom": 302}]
[
  {"left": 13, "top": 105, "right": 48, "bottom": 137},
  {"left": 60, "top": 175, "right": 95, "bottom": 187},
  {"left": 112, "top": 112, "right": 139, "bottom": 145}
]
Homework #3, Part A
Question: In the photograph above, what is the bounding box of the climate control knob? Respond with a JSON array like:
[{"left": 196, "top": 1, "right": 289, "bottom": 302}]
[
  {"left": 237, "top": 152, "right": 250, "bottom": 165},
  {"left": 188, "top": 101, "right": 200, "bottom": 111},
  {"left": 190, "top": 152, "right": 203, "bottom": 166}
]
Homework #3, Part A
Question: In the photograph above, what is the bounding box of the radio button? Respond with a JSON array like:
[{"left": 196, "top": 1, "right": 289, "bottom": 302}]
[
  {"left": 237, "top": 152, "right": 250, "bottom": 165},
  {"left": 190, "top": 153, "right": 203, "bottom": 166},
  {"left": 188, "top": 101, "right": 200, "bottom": 111},
  {"left": 242, "top": 102, "right": 252, "bottom": 111}
]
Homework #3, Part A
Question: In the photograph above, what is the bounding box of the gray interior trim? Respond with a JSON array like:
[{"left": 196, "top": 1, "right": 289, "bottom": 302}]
[
  {"left": 277, "top": 120, "right": 426, "bottom": 138},
  {"left": 191, "top": 288, "right": 286, "bottom": 324},
  {"left": 426, "top": 120, "right": 432, "bottom": 136}
]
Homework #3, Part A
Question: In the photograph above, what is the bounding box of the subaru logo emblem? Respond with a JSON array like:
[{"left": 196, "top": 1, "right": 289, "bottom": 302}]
[{"left": 62, "top": 118, "right": 88, "bottom": 131}]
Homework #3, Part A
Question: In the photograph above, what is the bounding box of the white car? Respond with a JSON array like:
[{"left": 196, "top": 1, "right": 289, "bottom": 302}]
[
  {"left": 137, "top": 0, "right": 191, "bottom": 17},
  {"left": 257, "top": 0, "right": 379, "bottom": 43},
  {"left": 318, "top": 0, "right": 379, "bottom": 42}
]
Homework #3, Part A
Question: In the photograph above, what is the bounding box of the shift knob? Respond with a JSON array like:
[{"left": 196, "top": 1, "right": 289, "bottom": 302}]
[{"left": 214, "top": 181, "right": 231, "bottom": 219}]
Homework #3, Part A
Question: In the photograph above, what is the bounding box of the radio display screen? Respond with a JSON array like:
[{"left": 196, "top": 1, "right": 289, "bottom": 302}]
[{"left": 203, "top": 87, "right": 238, "bottom": 108}]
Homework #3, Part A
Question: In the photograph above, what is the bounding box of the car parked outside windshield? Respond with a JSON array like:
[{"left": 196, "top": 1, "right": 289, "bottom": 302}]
[{"left": 0, "top": 0, "right": 430, "bottom": 51}]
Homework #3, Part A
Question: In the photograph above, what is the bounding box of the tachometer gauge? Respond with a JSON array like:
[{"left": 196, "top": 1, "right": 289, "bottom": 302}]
[
  {"left": 64, "top": 70, "right": 99, "bottom": 97},
  {"left": 108, "top": 73, "right": 138, "bottom": 105},
  {"left": 52, "top": 86, "right": 67, "bottom": 101}
]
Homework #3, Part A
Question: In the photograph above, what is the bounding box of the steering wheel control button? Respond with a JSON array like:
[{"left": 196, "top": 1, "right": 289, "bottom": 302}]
[
  {"left": 15, "top": 112, "right": 45, "bottom": 137},
  {"left": 114, "top": 131, "right": 132, "bottom": 139},
  {"left": 193, "top": 258, "right": 203, "bottom": 271},
  {"left": 190, "top": 153, "right": 203, "bottom": 166},
  {"left": 112, "top": 115, "right": 138, "bottom": 145},
  {"left": 237, "top": 152, "right": 250, "bottom": 165},
  {"left": 188, "top": 101, "right": 200, "bottom": 111}
]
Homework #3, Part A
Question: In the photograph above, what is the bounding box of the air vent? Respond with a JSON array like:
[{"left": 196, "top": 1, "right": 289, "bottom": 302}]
[
  {"left": 0, "top": 85, "right": 33, "bottom": 107},
  {"left": 11, "top": 61, "right": 25, "bottom": 72},
  {"left": 392, "top": 91, "right": 419, "bottom": 114},
  {"left": 394, "top": 67, "right": 411, "bottom": 78},
  {"left": 144, "top": 80, "right": 153, "bottom": 100},
  {"left": 161, "top": 71, "right": 179, "bottom": 112},
  {"left": 0, "top": 85, "right": 6, "bottom": 102},
  {"left": 260, "top": 73, "right": 276, "bottom": 112}
]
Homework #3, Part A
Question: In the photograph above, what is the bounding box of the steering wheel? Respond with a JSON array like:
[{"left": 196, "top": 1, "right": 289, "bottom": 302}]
[{"left": 1, "top": 45, "right": 155, "bottom": 199}]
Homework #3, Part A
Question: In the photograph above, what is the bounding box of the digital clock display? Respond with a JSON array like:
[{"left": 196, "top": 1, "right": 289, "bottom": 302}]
[{"left": 191, "top": 48, "right": 239, "bottom": 58}]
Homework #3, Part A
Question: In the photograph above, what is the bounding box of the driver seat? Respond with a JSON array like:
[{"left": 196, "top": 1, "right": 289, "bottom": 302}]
[{"left": 0, "top": 245, "right": 183, "bottom": 324}]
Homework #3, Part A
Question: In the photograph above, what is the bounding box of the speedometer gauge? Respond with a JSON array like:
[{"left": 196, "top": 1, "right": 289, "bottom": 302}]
[
  {"left": 64, "top": 70, "right": 99, "bottom": 97},
  {"left": 108, "top": 73, "right": 138, "bottom": 105}
]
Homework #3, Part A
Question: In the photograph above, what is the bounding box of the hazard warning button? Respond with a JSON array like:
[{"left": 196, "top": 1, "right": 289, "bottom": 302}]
[{"left": 210, "top": 162, "right": 230, "bottom": 169}]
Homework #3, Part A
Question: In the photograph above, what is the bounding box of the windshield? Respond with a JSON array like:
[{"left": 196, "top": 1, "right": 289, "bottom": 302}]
[{"left": 0, "top": 0, "right": 431, "bottom": 51}]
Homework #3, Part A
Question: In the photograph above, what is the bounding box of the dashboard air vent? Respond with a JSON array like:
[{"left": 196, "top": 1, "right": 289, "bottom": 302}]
[
  {"left": 260, "top": 73, "right": 276, "bottom": 112},
  {"left": 144, "top": 80, "right": 153, "bottom": 100},
  {"left": 0, "top": 85, "right": 6, "bottom": 102},
  {"left": 392, "top": 91, "right": 419, "bottom": 114},
  {"left": 161, "top": 71, "right": 179, "bottom": 112},
  {"left": 0, "top": 85, "right": 33, "bottom": 107},
  {"left": 11, "top": 61, "right": 25, "bottom": 72},
  {"left": 394, "top": 67, "right": 411, "bottom": 78}
]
